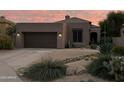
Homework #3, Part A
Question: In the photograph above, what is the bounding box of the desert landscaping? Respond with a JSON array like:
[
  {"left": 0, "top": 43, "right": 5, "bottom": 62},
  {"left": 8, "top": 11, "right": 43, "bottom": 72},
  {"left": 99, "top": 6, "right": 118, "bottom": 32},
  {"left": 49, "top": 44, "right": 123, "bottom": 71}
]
[{"left": 0, "top": 48, "right": 104, "bottom": 82}]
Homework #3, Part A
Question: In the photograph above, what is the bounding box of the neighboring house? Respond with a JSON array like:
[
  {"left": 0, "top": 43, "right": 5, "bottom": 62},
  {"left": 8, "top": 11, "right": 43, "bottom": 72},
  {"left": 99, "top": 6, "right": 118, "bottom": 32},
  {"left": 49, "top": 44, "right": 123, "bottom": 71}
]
[
  {"left": 0, "top": 16, "right": 15, "bottom": 35},
  {"left": 16, "top": 15, "right": 101, "bottom": 48}
]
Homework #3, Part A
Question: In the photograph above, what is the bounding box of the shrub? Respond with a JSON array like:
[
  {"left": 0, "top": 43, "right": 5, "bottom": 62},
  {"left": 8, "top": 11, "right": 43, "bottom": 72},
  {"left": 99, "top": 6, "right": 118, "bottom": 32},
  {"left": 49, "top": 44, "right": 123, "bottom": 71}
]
[
  {"left": 22, "top": 59, "right": 67, "bottom": 81},
  {"left": 113, "top": 46, "right": 124, "bottom": 55},
  {"left": 0, "top": 34, "right": 13, "bottom": 49},
  {"left": 87, "top": 54, "right": 114, "bottom": 80},
  {"left": 90, "top": 44, "right": 97, "bottom": 49},
  {"left": 100, "top": 37, "right": 113, "bottom": 54},
  {"left": 110, "top": 56, "right": 124, "bottom": 81}
]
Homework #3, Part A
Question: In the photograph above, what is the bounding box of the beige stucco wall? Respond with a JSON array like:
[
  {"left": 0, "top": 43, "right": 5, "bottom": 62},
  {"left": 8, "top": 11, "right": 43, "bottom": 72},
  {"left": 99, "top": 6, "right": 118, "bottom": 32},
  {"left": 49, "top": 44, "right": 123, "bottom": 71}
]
[
  {"left": 113, "top": 27, "right": 124, "bottom": 46},
  {"left": 62, "top": 23, "right": 68, "bottom": 48},
  {"left": 16, "top": 20, "right": 100, "bottom": 48},
  {"left": 16, "top": 23, "right": 64, "bottom": 48},
  {"left": 113, "top": 37, "right": 124, "bottom": 46},
  {"left": 65, "top": 22, "right": 90, "bottom": 47},
  {"left": 90, "top": 26, "right": 101, "bottom": 43},
  {"left": 16, "top": 23, "right": 63, "bottom": 32},
  {"left": 15, "top": 33, "right": 24, "bottom": 48}
]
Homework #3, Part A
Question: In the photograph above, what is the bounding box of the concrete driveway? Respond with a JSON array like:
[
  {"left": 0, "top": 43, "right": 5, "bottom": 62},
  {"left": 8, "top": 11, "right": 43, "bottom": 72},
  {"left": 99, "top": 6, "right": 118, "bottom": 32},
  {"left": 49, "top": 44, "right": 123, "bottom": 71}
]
[
  {"left": 0, "top": 48, "right": 54, "bottom": 82},
  {"left": 0, "top": 48, "right": 98, "bottom": 82}
]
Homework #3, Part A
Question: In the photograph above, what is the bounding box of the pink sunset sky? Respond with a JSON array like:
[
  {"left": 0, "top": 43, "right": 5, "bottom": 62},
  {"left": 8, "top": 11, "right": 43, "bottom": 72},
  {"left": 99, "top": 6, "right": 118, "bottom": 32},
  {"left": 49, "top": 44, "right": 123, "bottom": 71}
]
[{"left": 0, "top": 10, "right": 117, "bottom": 25}]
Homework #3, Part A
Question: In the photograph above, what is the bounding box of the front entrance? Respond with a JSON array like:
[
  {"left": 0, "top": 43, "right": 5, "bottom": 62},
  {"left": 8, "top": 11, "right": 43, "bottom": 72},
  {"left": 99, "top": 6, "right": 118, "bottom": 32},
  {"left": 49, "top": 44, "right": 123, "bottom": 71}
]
[{"left": 90, "top": 32, "right": 97, "bottom": 44}]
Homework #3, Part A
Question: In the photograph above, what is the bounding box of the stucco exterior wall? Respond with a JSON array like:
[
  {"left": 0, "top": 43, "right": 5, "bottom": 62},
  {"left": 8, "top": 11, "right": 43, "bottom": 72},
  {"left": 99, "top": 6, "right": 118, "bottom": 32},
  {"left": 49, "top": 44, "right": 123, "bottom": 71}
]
[
  {"left": 16, "top": 23, "right": 63, "bottom": 32},
  {"left": 15, "top": 33, "right": 24, "bottom": 48},
  {"left": 113, "top": 37, "right": 124, "bottom": 46},
  {"left": 67, "top": 22, "right": 90, "bottom": 47},
  {"left": 62, "top": 23, "right": 68, "bottom": 48},
  {"left": 15, "top": 17, "right": 100, "bottom": 48},
  {"left": 113, "top": 27, "right": 124, "bottom": 46},
  {"left": 90, "top": 26, "right": 101, "bottom": 43},
  {"left": 16, "top": 23, "right": 64, "bottom": 48}
]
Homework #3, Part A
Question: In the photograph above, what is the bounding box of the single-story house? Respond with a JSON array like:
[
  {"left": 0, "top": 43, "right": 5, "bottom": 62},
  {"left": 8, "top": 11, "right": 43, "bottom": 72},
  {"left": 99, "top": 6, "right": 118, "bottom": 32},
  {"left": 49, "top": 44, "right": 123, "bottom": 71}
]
[{"left": 15, "top": 15, "right": 101, "bottom": 48}]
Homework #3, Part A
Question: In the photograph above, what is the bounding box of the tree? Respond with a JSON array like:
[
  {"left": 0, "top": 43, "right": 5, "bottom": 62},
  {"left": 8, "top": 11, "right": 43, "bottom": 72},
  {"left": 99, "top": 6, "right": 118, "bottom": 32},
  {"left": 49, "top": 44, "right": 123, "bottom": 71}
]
[
  {"left": 0, "top": 16, "right": 16, "bottom": 36},
  {"left": 99, "top": 11, "right": 124, "bottom": 37},
  {"left": 6, "top": 24, "right": 16, "bottom": 36}
]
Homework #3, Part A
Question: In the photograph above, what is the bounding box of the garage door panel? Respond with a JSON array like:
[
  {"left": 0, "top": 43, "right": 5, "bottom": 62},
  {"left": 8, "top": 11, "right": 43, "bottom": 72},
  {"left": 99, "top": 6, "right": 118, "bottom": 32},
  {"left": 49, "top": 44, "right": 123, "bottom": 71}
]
[{"left": 24, "top": 32, "right": 57, "bottom": 48}]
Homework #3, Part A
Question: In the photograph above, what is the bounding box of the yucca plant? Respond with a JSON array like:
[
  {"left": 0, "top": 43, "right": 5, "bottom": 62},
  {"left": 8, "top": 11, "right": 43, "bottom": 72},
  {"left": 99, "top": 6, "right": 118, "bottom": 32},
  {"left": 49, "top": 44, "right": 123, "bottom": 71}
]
[{"left": 22, "top": 59, "right": 67, "bottom": 81}]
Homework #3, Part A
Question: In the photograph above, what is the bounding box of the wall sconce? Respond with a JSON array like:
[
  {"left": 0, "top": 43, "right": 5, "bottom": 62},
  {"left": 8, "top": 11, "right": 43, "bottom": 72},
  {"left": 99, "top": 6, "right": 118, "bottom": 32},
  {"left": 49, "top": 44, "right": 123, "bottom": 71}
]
[
  {"left": 17, "top": 33, "right": 21, "bottom": 37},
  {"left": 58, "top": 33, "right": 62, "bottom": 38}
]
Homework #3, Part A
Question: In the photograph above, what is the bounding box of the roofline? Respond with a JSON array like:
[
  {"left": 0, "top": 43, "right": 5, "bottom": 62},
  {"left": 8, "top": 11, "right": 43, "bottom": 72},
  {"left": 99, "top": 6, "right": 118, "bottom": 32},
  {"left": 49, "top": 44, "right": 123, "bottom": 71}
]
[
  {"left": 16, "top": 22, "right": 63, "bottom": 24},
  {"left": 72, "top": 17, "right": 91, "bottom": 22},
  {"left": 55, "top": 17, "right": 91, "bottom": 23},
  {"left": 91, "top": 25, "right": 100, "bottom": 28}
]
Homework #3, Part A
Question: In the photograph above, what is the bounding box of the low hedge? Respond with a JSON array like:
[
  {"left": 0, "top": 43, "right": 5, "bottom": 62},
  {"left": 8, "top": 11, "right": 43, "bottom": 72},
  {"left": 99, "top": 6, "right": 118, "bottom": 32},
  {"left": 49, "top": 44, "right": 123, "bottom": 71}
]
[{"left": 87, "top": 54, "right": 114, "bottom": 80}]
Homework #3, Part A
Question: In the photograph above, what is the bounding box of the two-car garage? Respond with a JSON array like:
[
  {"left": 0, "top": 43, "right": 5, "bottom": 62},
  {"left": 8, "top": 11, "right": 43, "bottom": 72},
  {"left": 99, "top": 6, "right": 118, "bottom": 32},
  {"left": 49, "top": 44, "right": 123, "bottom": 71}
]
[
  {"left": 23, "top": 32, "right": 57, "bottom": 48},
  {"left": 16, "top": 23, "right": 63, "bottom": 49}
]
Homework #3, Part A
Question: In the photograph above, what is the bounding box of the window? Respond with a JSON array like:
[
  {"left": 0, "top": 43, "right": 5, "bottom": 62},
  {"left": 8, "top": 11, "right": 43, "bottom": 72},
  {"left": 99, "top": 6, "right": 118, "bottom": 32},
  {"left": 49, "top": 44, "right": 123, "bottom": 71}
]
[{"left": 73, "top": 29, "right": 82, "bottom": 42}]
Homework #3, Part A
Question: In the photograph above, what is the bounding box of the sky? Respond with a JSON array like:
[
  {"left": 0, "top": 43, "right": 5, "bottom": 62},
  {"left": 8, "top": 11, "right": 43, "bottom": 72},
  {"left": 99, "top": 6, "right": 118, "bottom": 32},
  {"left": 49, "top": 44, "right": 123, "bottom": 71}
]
[{"left": 0, "top": 10, "right": 115, "bottom": 25}]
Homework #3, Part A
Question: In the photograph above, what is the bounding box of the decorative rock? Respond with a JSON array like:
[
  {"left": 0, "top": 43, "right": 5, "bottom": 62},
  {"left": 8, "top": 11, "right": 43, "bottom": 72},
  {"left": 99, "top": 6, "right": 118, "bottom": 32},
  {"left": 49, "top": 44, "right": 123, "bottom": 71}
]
[
  {"left": 66, "top": 67, "right": 77, "bottom": 76},
  {"left": 62, "top": 54, "right": 95, "bottom": 64},
  {"left": 76, "top": 67, "right": 87, "bottom": 75},
  {"left": 84, "top": 57, "right": 89, "bottom": 61},
  {"left": 66, "top": 64, "right": 87, "bottom": 76}
]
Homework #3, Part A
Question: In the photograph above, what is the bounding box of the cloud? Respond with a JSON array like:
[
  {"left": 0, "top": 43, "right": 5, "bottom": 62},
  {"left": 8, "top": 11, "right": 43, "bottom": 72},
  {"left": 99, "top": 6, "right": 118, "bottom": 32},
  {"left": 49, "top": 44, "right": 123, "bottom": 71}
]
[{"left": 0, "top": 10, "right": 112, "bottom": 25}]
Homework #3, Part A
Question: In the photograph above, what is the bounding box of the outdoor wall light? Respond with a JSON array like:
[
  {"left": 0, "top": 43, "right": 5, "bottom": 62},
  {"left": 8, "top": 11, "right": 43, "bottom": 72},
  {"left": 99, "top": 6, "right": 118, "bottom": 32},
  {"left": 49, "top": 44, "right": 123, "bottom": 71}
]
[
  {"left": 58, "top": 33, "right": 62, "bottom": 38},
  {"left": 17, "top": 33, "right": 21, "bottom": 37}
]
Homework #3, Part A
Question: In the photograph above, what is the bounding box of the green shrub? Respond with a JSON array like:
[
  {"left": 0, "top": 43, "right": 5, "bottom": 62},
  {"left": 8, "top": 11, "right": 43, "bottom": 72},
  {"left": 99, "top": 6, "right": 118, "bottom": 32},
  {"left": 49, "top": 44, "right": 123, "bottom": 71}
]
[
  {"left": 113, "top": 46, "right": 124, "bottom": 55},
  {"left": 111, "top": 56, "right": 124, "bottom": 81},
  {"left": 0, "top": 34, "right": 13, "bottom": 49},
  {"left": 100, "top": 37, "right": 113, "bottom": 54},
  {"left": 90, "top": 44, "right": 97, "bottom": 49},
  {"left": 22, "top": 59, "right": 67, "bottom": 81},
  {"left": 87, "top": 54, "right": 114, "bottom": 80}
]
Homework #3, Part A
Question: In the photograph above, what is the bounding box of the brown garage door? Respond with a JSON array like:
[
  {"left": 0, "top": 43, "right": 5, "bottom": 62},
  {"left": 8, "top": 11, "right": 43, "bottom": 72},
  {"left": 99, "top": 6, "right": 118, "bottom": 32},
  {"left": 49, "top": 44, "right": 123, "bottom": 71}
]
[{"left": 24, "top": 32, "right": 57, "bottom": 48}]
